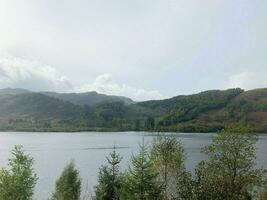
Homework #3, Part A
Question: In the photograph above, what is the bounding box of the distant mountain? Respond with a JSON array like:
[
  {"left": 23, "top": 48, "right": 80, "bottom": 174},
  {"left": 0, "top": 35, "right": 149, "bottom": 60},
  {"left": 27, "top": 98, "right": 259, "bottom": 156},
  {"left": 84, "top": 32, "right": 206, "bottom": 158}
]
[
  {"left": 0, "top": 87, "right": 267, "bottom": 132},
  {"left": 42, "top": 91, "right": 134, "bottom": 106},
  {"left": 0, "top": 93, "right": 82, "bottom": 121},
  {"left": 0, "top": 88, "right": 30, "bottom": 95},
  {"left": 0, "top": 88, "right": 134, "bottom": 106}
]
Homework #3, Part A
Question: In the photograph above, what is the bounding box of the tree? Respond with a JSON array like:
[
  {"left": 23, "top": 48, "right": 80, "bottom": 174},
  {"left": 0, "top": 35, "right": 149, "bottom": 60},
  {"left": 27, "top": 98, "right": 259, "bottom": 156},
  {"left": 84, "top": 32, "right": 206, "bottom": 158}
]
[
  {"left": 145, "top": 117, "right": 155, "bottom": 130},
  {"left": 194, "top": 125, "right": 266, "bottom": 200},
  {"left": 122, "top": 141, "right": 163, "bottom": 200},
  {"left": 151, "top": 135, "right": 193, "bottom": 199},
  {"left": 135, "top": 119, "right": 141, "bottom": 131},
  {"left": 52, "top": 161, "right": 81, "bottom": 200},
  {"left": 95, "top": 148, "right": 124, "bottom": 200},
  {"left": 0, "top": 145, "right": 38, "bottom": 200},
  {"left": 261, "top": 186, "right": 267, "bottom": 200}
]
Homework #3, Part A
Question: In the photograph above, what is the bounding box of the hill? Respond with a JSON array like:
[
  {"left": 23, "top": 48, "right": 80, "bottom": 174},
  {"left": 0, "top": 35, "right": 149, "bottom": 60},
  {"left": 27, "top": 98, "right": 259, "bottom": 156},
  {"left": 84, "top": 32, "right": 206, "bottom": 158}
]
[
  {"left": 0, "top": 92, "right": 83, "bottom": 131},
  {"left": 42, "top": 91, "right": 134, "bottom": 106},
  {"left": 0, "top": 93, "right": 82, "bottom": 120},
  {"left": 0, "top": 88, "right": 31, "bottom": 95},
  {"left": 0, "top": 87, "right": 267, "bottom": 132},
  {"left": 0, "top": 88, "right": 134, "bottom": 106}
]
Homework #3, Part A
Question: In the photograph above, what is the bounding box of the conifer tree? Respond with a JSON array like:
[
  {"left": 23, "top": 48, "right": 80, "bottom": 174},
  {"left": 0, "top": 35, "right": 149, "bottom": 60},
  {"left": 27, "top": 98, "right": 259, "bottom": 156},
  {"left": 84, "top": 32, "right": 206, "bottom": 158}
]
[
  {"left": 122, "top": 141, "right": 163, "bottom": 200},
  {"left": 95, "top": 147, "right": 123, "bottom": 200}
]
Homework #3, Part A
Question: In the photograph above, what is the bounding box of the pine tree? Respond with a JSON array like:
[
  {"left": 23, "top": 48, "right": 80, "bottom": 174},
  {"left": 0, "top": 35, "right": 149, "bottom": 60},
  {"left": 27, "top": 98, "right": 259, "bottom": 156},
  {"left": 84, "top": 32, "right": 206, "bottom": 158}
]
[
  {"left": 95, "top": 147, "right": 123, "bottom": 200},
  {"left": 122, "top": 141, "right": 163, "bottom": 200},
  {"left": 52, "top": 161, "right": 81, "bottom": 200}
]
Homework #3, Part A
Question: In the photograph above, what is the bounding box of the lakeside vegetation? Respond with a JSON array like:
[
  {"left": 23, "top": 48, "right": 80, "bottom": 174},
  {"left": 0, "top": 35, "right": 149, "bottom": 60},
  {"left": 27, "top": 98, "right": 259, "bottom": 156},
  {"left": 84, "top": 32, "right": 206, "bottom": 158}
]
[
  {"left": 1, "top": 88, "right": 267, "bottom": 133},
  {"left": 0, "top": 125, "right": 266, "bottom": 200}
]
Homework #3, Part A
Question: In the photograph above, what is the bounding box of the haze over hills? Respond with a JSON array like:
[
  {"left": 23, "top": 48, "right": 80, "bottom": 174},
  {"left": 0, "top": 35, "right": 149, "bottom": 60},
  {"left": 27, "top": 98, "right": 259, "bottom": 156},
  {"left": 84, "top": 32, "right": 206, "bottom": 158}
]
[
  {"left": 0, "top": 88, "right": 31, "bottom": 95},
  {"left": 0, "top": 88, "right": 134, "bottom": 106},
  {"left": 0, "top": 87, "right": 267, "bottom": 132},
  {"left": 0, "top": 92, "right": 82, "bottom": 120},
  {"left": 42, "top": 91, "right": 134, "bottom": 106}
]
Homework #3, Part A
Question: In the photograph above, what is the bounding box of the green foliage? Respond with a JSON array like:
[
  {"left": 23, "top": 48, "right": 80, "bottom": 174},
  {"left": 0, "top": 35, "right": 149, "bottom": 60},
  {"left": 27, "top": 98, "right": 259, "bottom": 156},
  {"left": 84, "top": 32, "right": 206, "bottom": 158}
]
[
  {"left": 0, "top": 125, "right": 267, "bottom": 199},
  {"left": 95, "top": 148, "right": 124, "bottom": 200},
  {"left": 2, "top": 88, "right": 267, "bottom": 132},
  {"left": 43, "top": 91, "right": 133, "bottom": 106},
  {"left": 122, "top": 142, "right": 163, "bottom": 200},
  {"left": 52, "top": 161, "right": 81, "bottom": 200},
  {"left": 134, "top": 119, "right": 141, "bottom": 131},
  {"left": 261, "top": 186, "right": 267, "bottom": 200},
  {"left": 0, "top": 145, "right": 38, "bottom": 200},
  {"left": 194, "top": 125, "right": 266, "bottom": 200},
  {"left": 145, "top": 117, "right": 155, "bottom": 130},
  {"left": 146, "top": 88, "right": 243, "bottom": 125},
  {"left": 150, "top": 135, "right": 192, "bottom": 199}
]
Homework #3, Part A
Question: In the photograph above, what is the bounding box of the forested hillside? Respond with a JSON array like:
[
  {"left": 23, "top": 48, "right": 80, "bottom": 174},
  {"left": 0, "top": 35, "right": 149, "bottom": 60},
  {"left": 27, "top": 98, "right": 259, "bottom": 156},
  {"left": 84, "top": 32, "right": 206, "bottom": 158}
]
[
  {"left": 42, "top": 91, "right": 134, "bottom": 106},
  {"left": 0, "top": 87, "right": 267, "bottom": 132}
]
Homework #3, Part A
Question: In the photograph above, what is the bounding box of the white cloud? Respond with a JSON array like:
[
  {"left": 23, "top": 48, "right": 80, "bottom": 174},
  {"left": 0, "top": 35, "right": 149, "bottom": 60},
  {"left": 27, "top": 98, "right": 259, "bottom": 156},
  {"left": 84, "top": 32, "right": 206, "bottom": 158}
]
[
  {"left": 0, "top": 52, "right": 164, "bottom": 101},
  {"left": 0, "top": 52, "right": 72, "bottom": 92},
  {"left": 225, "top": 71, "right": 267, "bottom": 90},
  {"left": 77, "top": 74, "right": 164, "bottom": 101},
  {"left": 0, "top": 1, "right": 266, "bottom": 96}
]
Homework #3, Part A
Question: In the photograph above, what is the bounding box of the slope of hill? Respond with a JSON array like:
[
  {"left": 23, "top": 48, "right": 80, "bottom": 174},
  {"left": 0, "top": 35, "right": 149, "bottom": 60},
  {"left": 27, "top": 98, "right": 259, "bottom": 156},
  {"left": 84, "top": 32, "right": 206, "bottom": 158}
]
[
  {"left": 0, "top": 93, "right": 82, "bottom": 120},
  {"left": 0, "top": 88, "right": 134, "bottom": 106},
  {"left": 141, "top": 88, "right": 244, "bottom": 132},
  {"left": 42, "top": 91, "right": 134, "bottom": 106},
  {"left": 0, "top": 92, "right": 83, "bottom": 131},
  {"left": 0, "top": 87, "right": 267, "bottom": 132}
]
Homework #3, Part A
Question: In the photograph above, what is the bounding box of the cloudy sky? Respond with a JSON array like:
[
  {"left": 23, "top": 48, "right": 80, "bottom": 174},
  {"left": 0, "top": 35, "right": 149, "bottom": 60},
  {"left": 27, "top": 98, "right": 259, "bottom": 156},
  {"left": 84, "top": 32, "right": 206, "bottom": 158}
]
[{"left": 0, "top": 0, "right": 266, "bottom": 101}]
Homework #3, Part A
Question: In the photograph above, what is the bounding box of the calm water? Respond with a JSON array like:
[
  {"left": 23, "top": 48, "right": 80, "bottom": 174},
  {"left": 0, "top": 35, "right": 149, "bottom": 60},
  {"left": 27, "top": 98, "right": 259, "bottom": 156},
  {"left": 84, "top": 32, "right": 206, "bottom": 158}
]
[{"left": 0, "top": 132, "right": 266, "bottom": 199}]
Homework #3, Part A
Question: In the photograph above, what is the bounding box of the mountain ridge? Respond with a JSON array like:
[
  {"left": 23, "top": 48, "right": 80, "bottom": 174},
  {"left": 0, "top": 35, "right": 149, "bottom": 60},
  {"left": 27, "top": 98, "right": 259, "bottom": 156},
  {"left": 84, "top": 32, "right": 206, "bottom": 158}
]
[
  {"left": 0, "top": 88, "right": 134, "bottom": 106},
  {"left": 0, "top": 87, "right": 266, "bottom": 132}
]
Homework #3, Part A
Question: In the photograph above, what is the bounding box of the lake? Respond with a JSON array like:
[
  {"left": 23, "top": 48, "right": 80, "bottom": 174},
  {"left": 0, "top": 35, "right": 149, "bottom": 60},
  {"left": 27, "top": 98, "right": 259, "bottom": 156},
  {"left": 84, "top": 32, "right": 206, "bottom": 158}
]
[{"left": 0, "top": 132, "right": 266, "bottom": 199}]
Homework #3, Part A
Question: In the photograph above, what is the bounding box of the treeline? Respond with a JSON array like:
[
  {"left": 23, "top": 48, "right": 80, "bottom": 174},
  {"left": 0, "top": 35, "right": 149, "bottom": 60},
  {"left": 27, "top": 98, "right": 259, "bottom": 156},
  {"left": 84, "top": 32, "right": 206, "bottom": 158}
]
[
  {"left": 2, "top": 88, "right": 267, "bottom": 133},
  {"left": 0, "top": 126, "right": 267, "bottom": 200}
]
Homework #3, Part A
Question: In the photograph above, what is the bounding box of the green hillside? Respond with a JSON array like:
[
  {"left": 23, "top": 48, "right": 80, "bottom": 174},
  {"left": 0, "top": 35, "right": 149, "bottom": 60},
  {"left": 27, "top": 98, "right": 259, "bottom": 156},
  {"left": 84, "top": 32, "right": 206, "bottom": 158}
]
[
  {"left": 0, "top": 93, "right": 82, "bottom": 120},
  {"left": 0, "top": 93, "right": 83, "bottom": 131},
  {"left": 42, "top": 91, "right": 134, "bottom": 106},
  {"left": 0, "top": 88, "right": 267, "bottom": 132}
]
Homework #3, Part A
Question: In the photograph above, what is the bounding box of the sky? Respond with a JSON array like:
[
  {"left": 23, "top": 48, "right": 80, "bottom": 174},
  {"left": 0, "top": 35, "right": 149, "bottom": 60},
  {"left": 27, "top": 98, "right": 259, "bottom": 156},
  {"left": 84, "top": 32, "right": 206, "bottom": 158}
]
[{"left": 0, "top": 0, "right": 266, "bottom": 101}]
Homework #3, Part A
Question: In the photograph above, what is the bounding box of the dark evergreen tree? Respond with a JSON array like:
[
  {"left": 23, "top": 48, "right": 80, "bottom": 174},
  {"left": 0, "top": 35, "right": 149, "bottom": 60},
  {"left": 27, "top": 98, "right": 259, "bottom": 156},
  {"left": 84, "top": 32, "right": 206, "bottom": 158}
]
[
  {"left": 95, "top": 148, "right": 123, "bottom": 200},
  {"left": 135, "top": 119, "right": 141, "bottom": 131},
  {"left": 145, "top": 117, "right": 155, "bottom": 130},
  {"left": 122, "top": 141, "right": 163, "bottom": 200}
]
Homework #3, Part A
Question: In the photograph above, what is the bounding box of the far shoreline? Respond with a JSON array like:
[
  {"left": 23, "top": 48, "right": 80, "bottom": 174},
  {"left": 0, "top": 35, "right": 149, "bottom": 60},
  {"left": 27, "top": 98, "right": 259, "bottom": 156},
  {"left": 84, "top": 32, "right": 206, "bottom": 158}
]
[{"left": 0, "top": 130, "right": 266, "bottom": 134}]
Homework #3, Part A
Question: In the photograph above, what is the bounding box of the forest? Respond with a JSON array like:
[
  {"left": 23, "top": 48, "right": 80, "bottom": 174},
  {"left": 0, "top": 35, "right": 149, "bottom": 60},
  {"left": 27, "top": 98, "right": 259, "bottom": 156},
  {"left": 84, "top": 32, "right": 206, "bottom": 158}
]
[{"left": 1, "top": 88, "right": 267, "bottom": 133}]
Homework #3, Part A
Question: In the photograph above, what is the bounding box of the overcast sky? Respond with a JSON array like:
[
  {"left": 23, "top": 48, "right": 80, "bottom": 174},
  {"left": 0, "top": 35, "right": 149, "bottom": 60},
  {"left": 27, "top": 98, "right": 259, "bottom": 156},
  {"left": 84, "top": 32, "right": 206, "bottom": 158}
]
[{"left": 0, "top": 0, "right": 266, "bottom": 101}]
